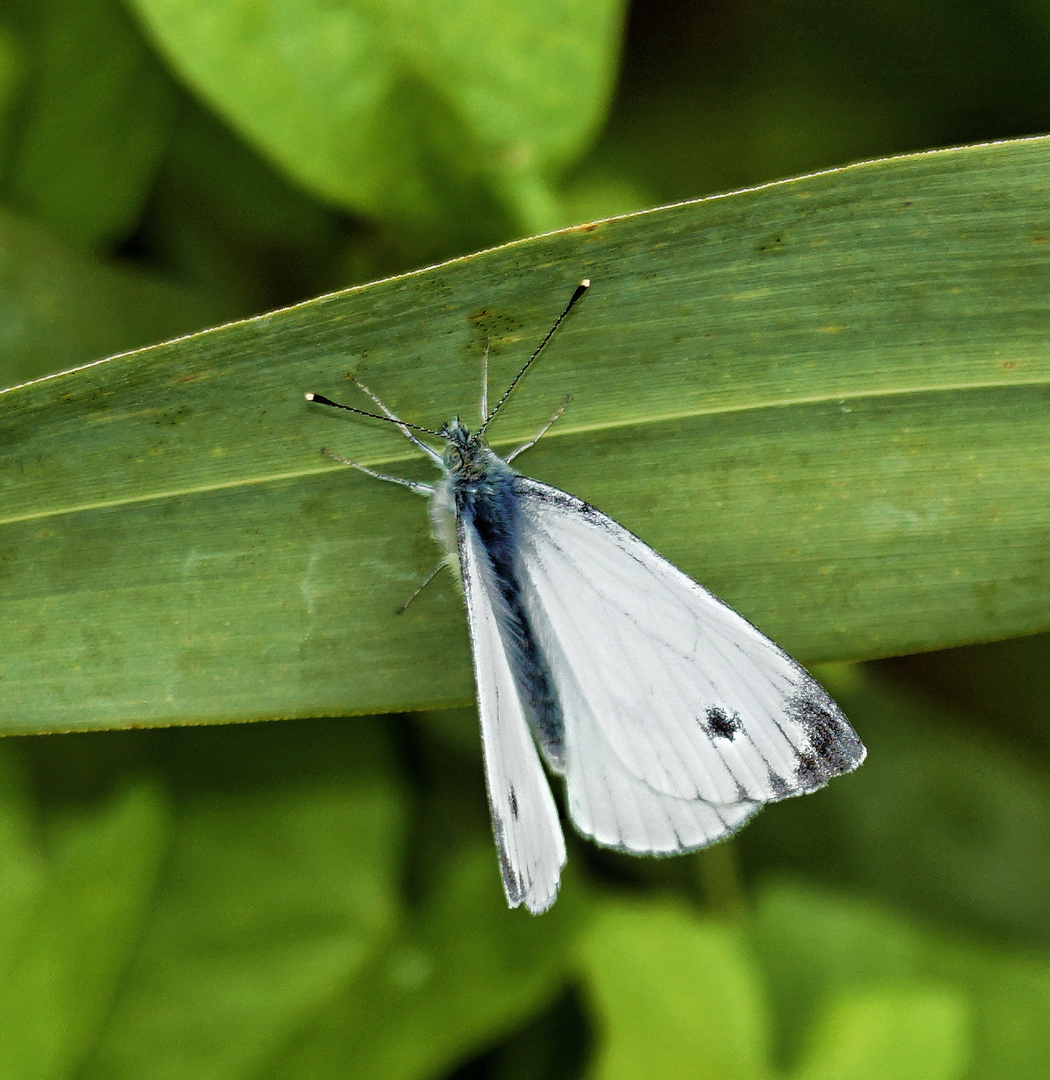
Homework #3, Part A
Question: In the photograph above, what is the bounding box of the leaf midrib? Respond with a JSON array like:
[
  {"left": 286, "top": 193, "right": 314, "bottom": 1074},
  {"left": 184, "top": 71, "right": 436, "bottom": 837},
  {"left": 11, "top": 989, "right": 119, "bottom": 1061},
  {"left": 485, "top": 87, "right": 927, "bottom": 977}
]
[{"left": 2, "top": 373, "right": 1045, "bottom": 528}]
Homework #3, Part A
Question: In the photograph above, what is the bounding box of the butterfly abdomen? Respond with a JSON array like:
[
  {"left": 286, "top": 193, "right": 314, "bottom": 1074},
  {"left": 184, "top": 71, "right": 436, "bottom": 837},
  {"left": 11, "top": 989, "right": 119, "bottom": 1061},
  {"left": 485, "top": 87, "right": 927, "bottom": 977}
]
[{"left": 452, "top": 457, "right": 565, "bottom": 769}]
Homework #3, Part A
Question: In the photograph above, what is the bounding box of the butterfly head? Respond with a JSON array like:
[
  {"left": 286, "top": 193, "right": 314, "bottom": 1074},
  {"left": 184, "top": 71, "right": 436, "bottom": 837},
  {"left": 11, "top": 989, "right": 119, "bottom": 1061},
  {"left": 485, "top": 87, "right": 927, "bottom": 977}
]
[{"left": 439, "top": 416, "right": 490, "bottom": 477}]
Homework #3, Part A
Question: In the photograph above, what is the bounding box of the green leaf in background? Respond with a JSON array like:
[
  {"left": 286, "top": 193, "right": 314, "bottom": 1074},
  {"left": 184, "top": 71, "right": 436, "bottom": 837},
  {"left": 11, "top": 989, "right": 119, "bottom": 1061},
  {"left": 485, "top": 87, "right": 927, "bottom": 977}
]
[
  {"left": 585, "top": 0, "right": 1050, "bottom": 210},
  {"left": 140, "top": 101, "right": 350, "bottom": 314},
  {"left": 0, "top": 203, "right": 229, "bottom": 387},
  {"left": 791, "top": 987, "right": 969, "bottom": 1080},
  {"left": 0, "top": 19, "right": 23, "bottom": 151},
  {"left": 878, "top": 630, "right": 1050, "bottom": 757},
  {"left": 578, "top": 883, "right": 1050, "bottom": 1080},
  {"left": 1, "top": 137, "right": 1049, "bottom": 734},
  {"left": 2, "top": 647, "right": 1048, "bottom": 1079},
  {"left": 754, "top": 881, "right": 1050, "bottom": 1080},
  {"left": 267, "top": 842, "right": 583, "bottom": 1080},
  {"left": 0, "top": 742, "right": 40, "bottom": 973},
  {"left": 742, "top": 665, "right": 1050, "bottom": 944},
  {"left": 0, "top": 773, "right": 169, "bottom": 1080},
  {"left": 0, "top": 0, "right": 177, "bottom": 251},
  {"left": 126, "top": 0, "right": 627, "bottom": 250},
  {"left": 579, "top": 902, "right": 770, "bottom": 1080},
  {"left": 0, "top": 716, "right": 583, "bottom": 1080},
  {"left": 78, "top": 717, "right": 406, "bottom": 1080}
]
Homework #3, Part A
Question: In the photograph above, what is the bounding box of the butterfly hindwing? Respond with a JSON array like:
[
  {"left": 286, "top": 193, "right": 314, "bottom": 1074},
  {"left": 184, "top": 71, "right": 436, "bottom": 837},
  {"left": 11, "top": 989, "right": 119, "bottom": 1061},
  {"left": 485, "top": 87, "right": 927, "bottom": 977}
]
[
  {"left": 458, "top": 514, "right": 567, "bottom": 912},
  {"left": 511, "top": 478, "right": 865, "bottom": 854}
]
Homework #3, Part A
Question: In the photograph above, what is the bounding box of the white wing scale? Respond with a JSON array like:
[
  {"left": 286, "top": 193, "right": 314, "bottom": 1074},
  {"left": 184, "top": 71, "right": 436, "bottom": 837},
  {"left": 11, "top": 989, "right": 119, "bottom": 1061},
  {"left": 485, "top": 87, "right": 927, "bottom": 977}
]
[
  {"left": 458, "top": 515, "right": 567, "bottom": 913},
  {"left": 511, "top": 478, "right": 865, "bottom": 855}
]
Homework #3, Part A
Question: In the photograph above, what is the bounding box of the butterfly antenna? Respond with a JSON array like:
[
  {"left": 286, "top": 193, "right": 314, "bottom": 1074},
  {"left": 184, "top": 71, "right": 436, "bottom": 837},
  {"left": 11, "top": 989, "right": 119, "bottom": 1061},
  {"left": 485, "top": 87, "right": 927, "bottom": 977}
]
[
  {"left": 478, "top": 279, "right": 589, "bottom": 436},
  {"left": 304, "top": 393, "right": 440, "bottom": 437}
]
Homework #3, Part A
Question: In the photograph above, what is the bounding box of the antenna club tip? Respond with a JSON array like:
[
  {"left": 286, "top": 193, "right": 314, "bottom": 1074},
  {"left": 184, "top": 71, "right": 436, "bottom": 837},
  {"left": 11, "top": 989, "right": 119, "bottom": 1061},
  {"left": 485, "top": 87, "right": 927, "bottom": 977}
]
[
  {"left": 580, "top": 278, "right": 590, "bottom": 288},
  {"left": 304, "top": 392, "right": 317, "bottom": 401}
]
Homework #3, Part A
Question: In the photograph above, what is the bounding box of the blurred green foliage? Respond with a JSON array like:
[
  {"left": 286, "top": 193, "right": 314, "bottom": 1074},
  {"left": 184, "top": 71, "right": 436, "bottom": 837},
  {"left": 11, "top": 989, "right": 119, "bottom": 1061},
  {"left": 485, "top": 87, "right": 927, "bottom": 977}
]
[{"left": 0, "top": 0, "right": 1049, "bottom": 1077}]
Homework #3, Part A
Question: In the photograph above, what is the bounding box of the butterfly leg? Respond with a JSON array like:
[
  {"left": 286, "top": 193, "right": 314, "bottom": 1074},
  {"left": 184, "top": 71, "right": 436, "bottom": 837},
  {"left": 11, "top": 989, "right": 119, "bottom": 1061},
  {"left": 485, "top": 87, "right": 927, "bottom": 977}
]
[
  {"left": 321, "top": 447, "right": 433, "bottom": 494},
  {"left": 505, "top": 396, "right": 573, "bottom": 463},
  {"left": 343, "top": 372, "right": 444, "bottom": 465},
  {"left": 479, "top": 337, "right": 490, "bottom": 425},
  {"left": 397, "top": 559, "right": 451, "bottom": 613}
]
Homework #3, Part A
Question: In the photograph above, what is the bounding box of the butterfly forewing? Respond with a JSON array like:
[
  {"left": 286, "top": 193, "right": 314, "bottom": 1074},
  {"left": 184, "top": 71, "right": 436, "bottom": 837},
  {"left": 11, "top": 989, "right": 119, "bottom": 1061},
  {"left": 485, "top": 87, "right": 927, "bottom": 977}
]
[
  {"left": 546, "top": 631, "right": 762, "bottom": 852},
  {"left": 511, "top": 478, "right": 865, "bottom": 852},
  {"left": 458, "top": 514, "right": 567, "bottom": 913}
]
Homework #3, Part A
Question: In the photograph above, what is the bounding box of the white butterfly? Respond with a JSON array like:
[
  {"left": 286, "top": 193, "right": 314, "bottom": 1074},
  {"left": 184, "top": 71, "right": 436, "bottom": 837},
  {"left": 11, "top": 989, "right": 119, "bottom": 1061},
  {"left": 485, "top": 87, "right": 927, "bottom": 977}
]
[{"left": 307, "top": 280, "right": 866, "bottom": 914}]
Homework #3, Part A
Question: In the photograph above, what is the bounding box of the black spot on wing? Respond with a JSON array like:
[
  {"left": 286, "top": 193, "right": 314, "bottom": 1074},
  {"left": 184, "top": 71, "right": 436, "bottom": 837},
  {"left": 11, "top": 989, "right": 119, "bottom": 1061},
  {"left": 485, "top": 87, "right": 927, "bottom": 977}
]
[
  {"left": 704, "top": 706, "right": 741, "bottom": 740},
  {"left": 785, "top": 685, "right": 866, "bottom": 789}
]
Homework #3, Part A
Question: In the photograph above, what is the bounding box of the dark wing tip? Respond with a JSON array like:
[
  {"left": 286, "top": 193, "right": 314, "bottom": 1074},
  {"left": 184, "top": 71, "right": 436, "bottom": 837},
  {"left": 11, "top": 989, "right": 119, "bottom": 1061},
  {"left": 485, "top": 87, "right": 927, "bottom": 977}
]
[{"left": 785, "top": 685, "right": 866, "bottom": 791}]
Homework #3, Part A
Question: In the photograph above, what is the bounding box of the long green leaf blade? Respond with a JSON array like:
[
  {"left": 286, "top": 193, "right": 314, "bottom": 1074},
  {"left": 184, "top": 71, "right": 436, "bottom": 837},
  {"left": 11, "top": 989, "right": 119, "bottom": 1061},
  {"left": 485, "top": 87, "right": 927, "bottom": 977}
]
[{"left": 2, "top": 137, "right": 1049, "bottom": 733}]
